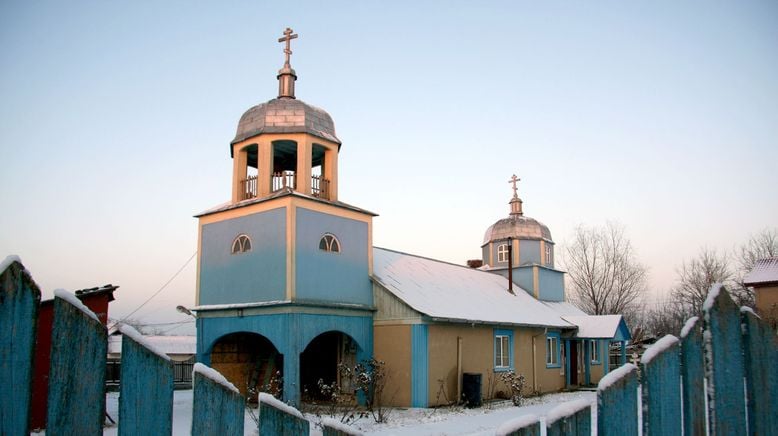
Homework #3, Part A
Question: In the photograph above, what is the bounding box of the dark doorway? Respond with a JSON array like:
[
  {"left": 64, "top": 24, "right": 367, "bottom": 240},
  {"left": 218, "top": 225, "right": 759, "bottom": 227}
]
[
  {"left": 569, "top": 341, "right": 579, "bottom": 385},
  {"left": 210, "top": 332, "right": 282, "bottom": 402},
  {"left": 300, "top": 331, "right": 358, "bottom": 401}
]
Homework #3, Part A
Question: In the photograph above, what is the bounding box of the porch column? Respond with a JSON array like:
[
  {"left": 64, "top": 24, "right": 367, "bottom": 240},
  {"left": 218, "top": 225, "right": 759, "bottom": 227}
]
[
  {"left": 603, "top": 340, "right": 610, "bottom": 375},
  {"left": 282, "top": 348, "right": 300, "bottom": 407},
  {"left": 584, "top": 340, "right": 591, "bottom": 385},
  {"left": 565, "top": 340, "right": 571, "bottom": 387}
]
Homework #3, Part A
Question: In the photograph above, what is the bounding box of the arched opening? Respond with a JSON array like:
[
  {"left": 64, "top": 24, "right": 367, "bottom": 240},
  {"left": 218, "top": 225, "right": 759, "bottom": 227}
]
[
  {"left": 209, "top": 332, "right": 283, "bottom": 403},
  {"left": 272, "top": 140, "right": 298, "bottom": 191},
  {"left": 300, "top": 331, "right": 360, "bottom": 401},
  {"left": 239, "top": 144, "right": 258, "bottom": 200}
]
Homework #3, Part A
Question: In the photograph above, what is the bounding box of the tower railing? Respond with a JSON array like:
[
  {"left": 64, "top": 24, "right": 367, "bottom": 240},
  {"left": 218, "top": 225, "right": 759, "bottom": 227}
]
[{"left": 239, "top": 172, "right": 330, "bottom": 200}]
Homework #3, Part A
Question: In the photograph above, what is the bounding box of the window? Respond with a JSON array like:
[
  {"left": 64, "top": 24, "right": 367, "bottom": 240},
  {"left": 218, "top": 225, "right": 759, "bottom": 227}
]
[
  {"left": 545, "top": 244, "right": 552, "bottom": 265},
  {"left": 590, "top": 340, "right": 601, "bottom": 365},
  {"left": 319, "top": 233, "right": 341, "bottom": 253},
  {"left": 546, "top": 334, "right": 560, "bottom": 368},
  {"left": 493, "top": 329, "right": 513, "bottom": 370},
  {"left": 497, "top": 244, "right": 509, "bottom": 263},
  {"left": 231, "top": 234, "right": 252, "bottom": 254}
]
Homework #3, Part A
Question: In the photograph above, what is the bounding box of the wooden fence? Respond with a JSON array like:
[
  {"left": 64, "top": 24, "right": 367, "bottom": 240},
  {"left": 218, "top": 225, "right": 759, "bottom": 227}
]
[
  {"left": 0, "top": 258, "right": 327, "bottom": 435},
  {"left": 498, "top": 284, "right": 778, "bottom": 436}
]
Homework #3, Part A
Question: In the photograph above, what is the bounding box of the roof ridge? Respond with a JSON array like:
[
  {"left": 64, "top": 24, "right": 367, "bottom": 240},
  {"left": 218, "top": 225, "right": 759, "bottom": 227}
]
[{"left": 373, "top": 246, "right": 495, "bottom": 273}]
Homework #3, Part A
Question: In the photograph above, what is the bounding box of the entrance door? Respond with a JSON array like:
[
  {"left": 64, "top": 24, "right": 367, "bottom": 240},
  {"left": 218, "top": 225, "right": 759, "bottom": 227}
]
[{"left": 569, "top": 341, "right": 579, "bottom": 385}]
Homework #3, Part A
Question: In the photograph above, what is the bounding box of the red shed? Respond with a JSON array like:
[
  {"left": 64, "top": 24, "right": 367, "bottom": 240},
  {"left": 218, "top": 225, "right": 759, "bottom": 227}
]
[{"left": 30, "top": 284, "right": 118, "bottom": 431}]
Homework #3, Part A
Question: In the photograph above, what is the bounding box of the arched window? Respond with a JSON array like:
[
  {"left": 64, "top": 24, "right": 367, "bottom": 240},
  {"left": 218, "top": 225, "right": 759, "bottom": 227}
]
[
  {"left": 497, "top": 244, "right": 509, "bottom": 263},
  {"left": 231, "top": 234, "right": 252, "bottom": 254},
  {"left": 319, "top": 233, "right": 341, "bottom": 253}
]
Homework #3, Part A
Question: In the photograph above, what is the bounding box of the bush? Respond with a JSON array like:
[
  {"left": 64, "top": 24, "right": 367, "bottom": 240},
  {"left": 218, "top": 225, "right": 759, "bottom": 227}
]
[{"left": 499, "top": 370, "right": 526, "bottom": 406}]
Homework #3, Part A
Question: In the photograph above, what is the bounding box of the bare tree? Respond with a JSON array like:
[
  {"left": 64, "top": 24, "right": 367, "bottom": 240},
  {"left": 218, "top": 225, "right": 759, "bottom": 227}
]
[
  {"left": 563, "top": 222, "right": 648, "bottom": 318},
  {"left": 670, "top": 248, "right": 733, "bottom": 315},
  {"left": 737, "top": 228, "right": 778, "bottom": 274}
]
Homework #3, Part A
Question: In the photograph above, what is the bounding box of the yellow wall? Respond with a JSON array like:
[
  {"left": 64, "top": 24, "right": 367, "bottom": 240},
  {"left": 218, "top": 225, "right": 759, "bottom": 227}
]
[
  {"left": 373, "top": 325, "right": 411, "bottom": 407},
  {"left": 755, "top": 285, "right": 778, "bottom": 328},
  {"left": 425, "top": 324, "right": 566, "bottom": 407}
]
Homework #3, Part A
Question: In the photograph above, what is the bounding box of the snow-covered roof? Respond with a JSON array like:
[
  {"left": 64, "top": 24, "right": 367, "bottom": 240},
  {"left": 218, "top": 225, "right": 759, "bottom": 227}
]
[
  {"left": 372, "top": 248, "right": 574, "bottom": 328},
  {"left": 743, "top": 257, "right": 778, "bottom": 286},
  {"left": 108, "top": 334, "right": 196, "bottom": 356},
  {"left": 562, "top": 315, "right": 629, "bottom": 340},
  {"left": 542, "top": 301, "right": 587, "bottom": 316}
]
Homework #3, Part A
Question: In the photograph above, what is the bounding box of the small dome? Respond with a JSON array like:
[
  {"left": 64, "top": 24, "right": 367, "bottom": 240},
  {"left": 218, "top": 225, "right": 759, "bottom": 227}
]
[
  {"left": 231, "top": 98, "right": 340, "bottom": 146},
  {"left": 482, "top": 215, "right": 552, "bottom": 246}
]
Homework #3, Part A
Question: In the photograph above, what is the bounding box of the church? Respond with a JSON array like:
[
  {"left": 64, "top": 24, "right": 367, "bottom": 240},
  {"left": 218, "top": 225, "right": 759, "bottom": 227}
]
[{"left": 192, "top": 29, "right": 630, "bottom": 407}]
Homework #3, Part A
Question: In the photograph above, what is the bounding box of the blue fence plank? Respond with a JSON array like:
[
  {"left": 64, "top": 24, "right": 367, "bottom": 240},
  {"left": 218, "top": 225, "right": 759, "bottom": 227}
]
[
  {"left": 597, "top": 363, "right": 639, "bottom": 436},
  {"left": 546, "top": 400, "right": 591, "bottom": 436},
  {"left": 741, "top": 308, "right": 778, "bottom": 436},
  {"left": 118, "top": 325, "right": 174, "bottom": 436},
  {"left": 46, "top": 292, "right": 107, "bottom": 435},
  {"left": 495, "top": 414, "right": 541, "bottom": 436},
  {"left": 321, "top": 417, "right": 363, "bottom": 435},
  {"left": 259, "top": 393, "right": 310, "bottom": 435},
  {"left": 192, "top": 363, "right": 245, "bottom": 436},
  {"left": 680, "top": 316, "right": 706, "bottom": 436},
  {"left": 0, "top": 258, "right": 41, "bottom": 436},
  {"left": 641, "top": 334, "right": 681, "bottom": 435},
  {"left": 702, "top": 285, "right": 747, "bottom": 435}
]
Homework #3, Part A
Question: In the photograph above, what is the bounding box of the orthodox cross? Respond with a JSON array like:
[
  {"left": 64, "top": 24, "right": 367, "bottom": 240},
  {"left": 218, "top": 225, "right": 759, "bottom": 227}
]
[
  {"left": 508, "top": 174, "right": 521, "bottom": 198},
  {"left": 278, "top": 28, "right": 298, "bottom": 66}
]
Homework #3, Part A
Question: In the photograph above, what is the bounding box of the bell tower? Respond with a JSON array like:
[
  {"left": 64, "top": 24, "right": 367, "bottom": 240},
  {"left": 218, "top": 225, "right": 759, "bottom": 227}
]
[{"left": 193, "top": 29, "right": 376, "bottom": 406}]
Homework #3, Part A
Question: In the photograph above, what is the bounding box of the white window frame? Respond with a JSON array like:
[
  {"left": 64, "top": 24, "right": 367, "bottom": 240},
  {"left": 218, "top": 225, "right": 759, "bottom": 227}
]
[
  {"left": 319, "top": 233, "right": 341, "bottom": 253},
  {"left": 497, "top": 244, "right": 509, "bottom": 263},
  {"left": 546, "top": 335, "right": 560, "bottom": 367},
  {"left": 590, "top": 340, "right": 601, "bottom": 364},
  {"left": 493, "top": 329, "right": 513, "bottom": 370},
  {"left": 231, "top": 234, "right": 252, "bottom": 254},
  {"left": 545, "top": 244, "right": 552, "bottom": 265}
]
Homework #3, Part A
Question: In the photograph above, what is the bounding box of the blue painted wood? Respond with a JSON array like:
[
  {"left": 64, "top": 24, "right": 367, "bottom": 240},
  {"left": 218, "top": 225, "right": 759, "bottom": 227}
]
[
  {"left": 741, "top": 308, "right": 778, "bottom": 436},
  {"left": 564, "top": 340, "right": 571, "bottom": 387},
  {"left": 547, "top": 405, "right": 591, "bottom": 436},
  {"left": 192, "top": 367, "right": 245, "bottom": 436},
  {"left": 604, "top": 340, "right": 609, "bottom": 375},
  {"left": 680, "top": 317, "right": 706, "bottom": 436},
  {"left": 597, "top": 365, "right": 639, "bottom": 436},
  {"left": 46, "top": 296, "right": 107, "bottom": 435},
  {"left": 620, "top": 341, "right": 627, "bottom": 365},
  {"left": 584, "top": 340, "right": 591, "bottom": 385},
  {"left": 411, "top": 324, "right": 429, "bottom": 407},
  {"left": 641, "top": 336, "right": 681, "bottom": 435},
  {"left": 259, "top": 400, "right": 310, "bottom": 434},
  {"left": 118, "top": 333, "right": 174, "bottom": 436},
  {"left": 703, "top": 286, "right": 747, "bottom": 435},
  {"left": 0, "top": 260, "right": 41, "bottom": 436},
  {"left": 502, "top": 421, "right": 541, "bottom": 436}
]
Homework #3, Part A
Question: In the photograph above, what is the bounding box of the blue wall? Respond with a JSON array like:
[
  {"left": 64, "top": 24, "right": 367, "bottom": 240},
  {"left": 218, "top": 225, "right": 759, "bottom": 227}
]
[
  {"left": 495, "top": 267, "right": 535, "bottom": 296},
  {"left": 197, "top": 311, "right": 373, "bottom": 406},
  {"left": 537, "top": 267, "right": 564, "bottom": 302},
  {"left": 199, "top": 208, "right": 287, "bottom": 305},
  {"left": 294, "top": 208, "right": 372, "bottom": 306},
  {"left": 521, "top": 240, "right": 541, "bottom": 265}
]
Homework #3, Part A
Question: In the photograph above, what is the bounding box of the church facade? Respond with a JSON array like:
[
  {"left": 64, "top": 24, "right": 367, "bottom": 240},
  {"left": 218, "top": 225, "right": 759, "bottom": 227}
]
[{"left": 192, "top": 30, "right": 629, "bottom": 407}]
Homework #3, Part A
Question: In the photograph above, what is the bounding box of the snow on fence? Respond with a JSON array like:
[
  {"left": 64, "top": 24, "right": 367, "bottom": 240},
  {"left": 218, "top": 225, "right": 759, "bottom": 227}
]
[
  {"left": 0, "top": 258, "right": 307, "bottom": 435},
  {"left": 499, "top": 283, "right": 778, "bottom": 436}
]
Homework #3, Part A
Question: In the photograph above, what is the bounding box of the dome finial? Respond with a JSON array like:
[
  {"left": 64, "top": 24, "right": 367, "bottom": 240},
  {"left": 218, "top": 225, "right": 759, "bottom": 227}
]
[
  {"left": 508, "top": 174, "right": 523, "bottom": 216},
  {"left": 277, "top": 27, "right": 298, "bottom": 99}
]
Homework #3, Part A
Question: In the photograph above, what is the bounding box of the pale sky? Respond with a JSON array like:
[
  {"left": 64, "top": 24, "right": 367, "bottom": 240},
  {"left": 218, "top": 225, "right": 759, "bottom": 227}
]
[{"left": 2, "top": 1, "right": 776, "bottom": 335}]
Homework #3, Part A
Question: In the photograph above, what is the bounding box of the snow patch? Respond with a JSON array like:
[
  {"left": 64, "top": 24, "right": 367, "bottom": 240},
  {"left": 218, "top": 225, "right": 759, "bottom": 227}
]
[
  {"left": 680, "top": 316, "right": 699, "bottom": 339},
  {"left": 494, "top": 414, "right": 539, "bottom": 436},
  {"left": 641, "top": 334, "right": 679, "bottom": 365},
  {"left": 54, "top": 289, "right": 100, "bottom": 323},
  {"left": 545, "top": 399, "right": 592, "bottom": 425},
  {"left": 598, "top": 363, "right": 636, "bottom": 391},
  {"left": 118, "top": 324, "right": 171, "bottom": 361},
  {"left": 702, "top": 283, "right": 724, "bottom": 311},
  {"left": 259, "top": 392, "right": 304, "bottom": 420},
  {"left": 320, "top": 417, "right": 362, "bottom": 435},
  {"left": 740, "top": 306, "right": 759, "bottom": 318},
  {"left": 0, "top": 255, "right": 22, "bottom": 274},
  {"left": 193, "top": 362, "right": 239, "bottom": 394}
]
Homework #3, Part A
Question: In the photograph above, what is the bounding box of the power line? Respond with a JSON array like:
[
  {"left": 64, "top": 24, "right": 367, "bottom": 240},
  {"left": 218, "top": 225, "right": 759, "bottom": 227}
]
[{"left": 118, "top": 251, "right": 197, "bottom": 323}]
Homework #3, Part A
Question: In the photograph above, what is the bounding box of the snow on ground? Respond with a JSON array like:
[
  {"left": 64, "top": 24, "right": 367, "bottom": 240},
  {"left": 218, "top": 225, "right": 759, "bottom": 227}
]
[{"left": 97, "top": 389, "right": 595, "bottom": 435}]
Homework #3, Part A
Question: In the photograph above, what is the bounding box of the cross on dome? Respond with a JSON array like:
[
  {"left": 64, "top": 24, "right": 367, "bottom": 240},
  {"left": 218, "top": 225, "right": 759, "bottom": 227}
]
[
  {"left": 508, "top": 174, "right": 521, "bottom": 198},
  {"left": 278, "top": 28, "right": 298, "bottom": 67}
]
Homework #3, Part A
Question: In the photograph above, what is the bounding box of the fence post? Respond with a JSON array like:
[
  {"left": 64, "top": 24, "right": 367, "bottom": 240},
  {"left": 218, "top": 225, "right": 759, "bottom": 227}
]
[
  {"left": 702, "top": 285, "right": 747, "bottom": 435},
  {"left": 46, "top": 291, "right": 108, "bottom": 435},
  {"left": 640, "top": 334, "right": 681, "bottom": 435},
  {"left": 118, "top": 325, "right": 174, "bottom": 436},
  {"left": 680, "top": 316, "right": 706, "bottom": 436},
  {"left": 259, "top": 392, "right": 310, "bottom": 435},
  {"left": 741, "top": 307, "right": 778, "bottom": 435},
  {"left": 494, "top": 414, "right": 541, "bottom": 436},
  {"left": 597, "top": 363, "right": 639, "bottom": 436},
  {"left": 546, "top": 400, "right": 591, "bottom": 436},
  {"left": 0, "top": 258, "right": 41, "bottom": 436},
  {"left": 192, "top": 363, "right": 245, "bottom": 436}
]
